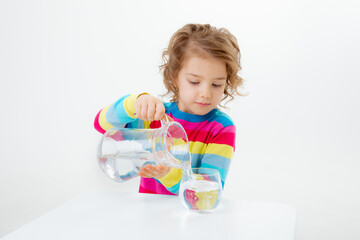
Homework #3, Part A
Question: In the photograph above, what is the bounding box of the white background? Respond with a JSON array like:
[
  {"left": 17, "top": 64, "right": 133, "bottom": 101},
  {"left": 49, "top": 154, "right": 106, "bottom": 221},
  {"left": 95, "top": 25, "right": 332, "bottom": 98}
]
[{"left": 0, "top": 0, "right": 359, "bottom": 239}]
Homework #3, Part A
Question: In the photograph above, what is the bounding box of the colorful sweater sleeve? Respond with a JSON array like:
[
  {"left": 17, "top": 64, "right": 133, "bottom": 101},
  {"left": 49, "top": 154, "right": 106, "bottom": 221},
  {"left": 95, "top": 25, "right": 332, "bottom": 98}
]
[
  {"left": 200, "top": 124, "right": 236, "bottom": 188},
  {"left": 157, "top": 167, "right": 183, "bottom": 193},
  {"left": 94, "top": 93, "right": 145, "bottom": 133}
]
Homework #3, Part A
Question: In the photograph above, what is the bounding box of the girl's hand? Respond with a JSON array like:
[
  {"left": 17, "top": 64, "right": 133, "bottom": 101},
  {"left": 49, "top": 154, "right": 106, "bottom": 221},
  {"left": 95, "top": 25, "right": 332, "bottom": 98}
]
[
  {"left": 134, "top": 95, "right": 165, "bottom": 121},
  {"left": 138, "top": 164, "right": 171, "bottom": 179}
]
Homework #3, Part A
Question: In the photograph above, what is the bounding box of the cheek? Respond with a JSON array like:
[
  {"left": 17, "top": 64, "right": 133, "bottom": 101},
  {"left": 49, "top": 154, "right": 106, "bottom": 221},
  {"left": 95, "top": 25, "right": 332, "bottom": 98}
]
[
  {"left": 180, "top": 84, "right": 193, "bottom": 94},
  {"left": 178, "top": 87, "right": 190, "bottom": 100},
  {"left": 214, "top": 88, "right": 225, "bottom": 101},
  {"left": 183, "top": 89, "right": 194, "bottom": 100},
  {"left": 216, "top": 87, "right": 225, "bottom": 96}
]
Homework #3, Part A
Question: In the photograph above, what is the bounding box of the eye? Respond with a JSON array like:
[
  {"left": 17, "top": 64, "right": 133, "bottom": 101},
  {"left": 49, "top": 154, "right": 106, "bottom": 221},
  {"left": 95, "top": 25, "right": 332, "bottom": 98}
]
[
  {"left": 212, "top": 84, "right": 223, "bottom": 88},
  {"left": 189, "top": 81, "right": 199, "bottom": 85}
]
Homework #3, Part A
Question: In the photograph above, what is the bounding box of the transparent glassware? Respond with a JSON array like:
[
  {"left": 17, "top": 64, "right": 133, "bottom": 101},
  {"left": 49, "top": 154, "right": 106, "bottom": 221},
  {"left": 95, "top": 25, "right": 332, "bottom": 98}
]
[
  {"left": 97, "top": 116, "right": 191, "bottom": 182},
  {"left": 179, "top": 168, "right": 223, "bottom": 212}
]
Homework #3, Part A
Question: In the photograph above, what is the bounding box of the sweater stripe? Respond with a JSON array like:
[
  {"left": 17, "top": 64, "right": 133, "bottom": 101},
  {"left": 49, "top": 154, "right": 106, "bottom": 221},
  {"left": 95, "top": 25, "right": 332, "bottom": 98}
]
[
  {"left": 189, "top": 141, "right": 234, "bottom": 159},
  {"left": 99, "top": 105, "right": 115, "bottom": 131},
  {"left": 172, "top": 119, "right": 235, "bottom": 131},
  {"left": 186, "top": 129, "right": 236, "bottom": 148},
  {"left": 94, "top": 110, "right": 106, "bottom": 134}
]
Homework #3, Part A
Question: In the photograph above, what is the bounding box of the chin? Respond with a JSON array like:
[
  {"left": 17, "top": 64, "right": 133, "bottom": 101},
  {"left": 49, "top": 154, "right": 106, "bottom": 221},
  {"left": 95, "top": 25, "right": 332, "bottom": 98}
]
[{"left": 194, "top": 109, "right": 212, "bottom": 116}]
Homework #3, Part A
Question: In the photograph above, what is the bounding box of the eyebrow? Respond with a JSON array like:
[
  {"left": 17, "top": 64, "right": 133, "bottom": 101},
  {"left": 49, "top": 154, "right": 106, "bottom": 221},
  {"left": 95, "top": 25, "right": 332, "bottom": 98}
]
[{"left": 186, "top": 73, "right": 226, "bottom": 80}]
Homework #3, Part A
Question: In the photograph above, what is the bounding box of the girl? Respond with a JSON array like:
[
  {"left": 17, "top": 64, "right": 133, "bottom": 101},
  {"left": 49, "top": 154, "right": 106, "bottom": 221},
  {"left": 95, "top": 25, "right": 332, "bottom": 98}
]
[{"left": 94, "top": 23, "right": 243, "bottom": 195}]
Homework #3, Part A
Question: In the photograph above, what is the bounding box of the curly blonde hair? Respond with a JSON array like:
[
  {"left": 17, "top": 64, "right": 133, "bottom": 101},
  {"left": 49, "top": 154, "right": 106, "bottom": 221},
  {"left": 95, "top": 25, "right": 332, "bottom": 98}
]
[{"left": 160, "top": 23, "right": 244, "bottom": 107}]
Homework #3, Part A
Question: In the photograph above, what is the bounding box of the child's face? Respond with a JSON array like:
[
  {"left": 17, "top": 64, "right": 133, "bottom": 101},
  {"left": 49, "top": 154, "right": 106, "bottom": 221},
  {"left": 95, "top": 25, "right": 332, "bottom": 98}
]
[{"left": 176, "top": 54, "right": 227, "bottom": 115}]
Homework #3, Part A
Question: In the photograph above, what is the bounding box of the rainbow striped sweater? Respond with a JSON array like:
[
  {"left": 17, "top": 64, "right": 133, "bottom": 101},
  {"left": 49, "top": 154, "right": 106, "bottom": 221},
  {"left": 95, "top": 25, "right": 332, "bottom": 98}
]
[{"left": 94, "top": 94, "right": 236, "bottom": 195}]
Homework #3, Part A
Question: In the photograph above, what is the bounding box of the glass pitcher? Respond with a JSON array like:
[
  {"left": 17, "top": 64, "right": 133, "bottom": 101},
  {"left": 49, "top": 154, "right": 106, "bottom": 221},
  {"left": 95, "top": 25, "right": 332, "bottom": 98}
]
[{"left": 97, "top": 116, "right": 191, "bottom": 182}]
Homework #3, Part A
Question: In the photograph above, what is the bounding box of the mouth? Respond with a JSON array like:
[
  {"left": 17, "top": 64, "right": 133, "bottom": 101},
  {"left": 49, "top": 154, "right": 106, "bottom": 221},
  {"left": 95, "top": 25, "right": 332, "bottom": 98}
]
[{"left": 195, "top": 102, "right": 211, "bottom": 107}]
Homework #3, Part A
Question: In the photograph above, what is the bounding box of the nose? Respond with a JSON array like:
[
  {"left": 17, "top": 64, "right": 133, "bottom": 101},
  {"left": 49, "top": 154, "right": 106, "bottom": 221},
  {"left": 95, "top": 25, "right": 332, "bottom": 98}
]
[{"left": 199, "top": 84, "right": 211, "bottom": 99}]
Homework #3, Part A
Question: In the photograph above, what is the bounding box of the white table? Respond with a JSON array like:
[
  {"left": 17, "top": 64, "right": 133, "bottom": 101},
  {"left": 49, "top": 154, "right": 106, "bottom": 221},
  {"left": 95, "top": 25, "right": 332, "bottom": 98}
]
[{"left": 1, "top": 190, "right": 296, "bottom": 240}]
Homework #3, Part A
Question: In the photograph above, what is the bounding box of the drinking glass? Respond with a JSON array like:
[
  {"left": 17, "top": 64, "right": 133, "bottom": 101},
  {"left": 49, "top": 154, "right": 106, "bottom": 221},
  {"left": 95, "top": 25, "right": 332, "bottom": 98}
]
[{"left": 179, "top": 168, "right": 223, "bottom": 212}]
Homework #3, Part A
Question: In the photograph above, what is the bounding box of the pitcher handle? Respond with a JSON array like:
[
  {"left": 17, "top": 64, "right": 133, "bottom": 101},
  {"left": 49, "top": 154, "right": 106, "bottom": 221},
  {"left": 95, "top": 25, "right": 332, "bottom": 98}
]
[{"left": 160, "top": 114, "right": 173, "bottom": 126}]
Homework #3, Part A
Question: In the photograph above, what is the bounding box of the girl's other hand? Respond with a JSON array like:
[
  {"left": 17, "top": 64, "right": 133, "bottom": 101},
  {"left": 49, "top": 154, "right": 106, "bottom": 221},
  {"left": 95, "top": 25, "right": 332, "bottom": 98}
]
[
  {"left": 138, "top": 164, "right": 171, "bottom": 179},
  {"left": 134, "top": 95, "right": 165, "bottom": 121}
]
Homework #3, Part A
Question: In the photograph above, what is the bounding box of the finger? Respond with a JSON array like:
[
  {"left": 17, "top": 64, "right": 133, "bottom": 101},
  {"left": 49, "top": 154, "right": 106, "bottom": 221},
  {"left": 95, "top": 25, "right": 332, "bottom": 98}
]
[
  {"left": 153, "top": 166, "right": 163, "bottom": 175},
  {"left": 138, "top": 171, "right": 152, "bottom": 178},
  {"left": 140, "top": 164, "right": 153, "bottom": 172},
  {"left": 145, "top": 165, "right": 160, "bottom": 175},
  {"left": 157, "top": 165, "right": 171, "bottom": 174},
  {"left": 154, "top": 103, "right": 165, "bottom": 121},
  {"left": 160, "top": 115, "right": 168, "bottom": 122},
  {"left": 138, "top": 166, "right": 154, "bottom": 178},
  {"left": 140, "top": 103, "right": 148, "bottom": 121},
  {"left": 135, "top": 104, "right": 142, "bottom": 119},
  {"left": 155, "top": 165, "right": 165, "bottom": 172},
  {"left": 166, "top": 115, "right": 174, "bottom": 122},
  {"left": 144, "top": 164, "right": 158, "bottom": 172},
  {"left": 147, "top": 103, "right": 156, "bottom": 121}
]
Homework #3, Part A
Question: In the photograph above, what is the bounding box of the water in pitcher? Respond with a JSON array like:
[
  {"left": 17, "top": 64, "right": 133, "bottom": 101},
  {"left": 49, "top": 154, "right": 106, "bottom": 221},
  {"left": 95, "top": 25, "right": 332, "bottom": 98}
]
[
  {"left": 98, "top": 152, "right": 157, "bottom": 182},
  {"left": 98, "top": 151, "right": 191, "bottom": 182}
]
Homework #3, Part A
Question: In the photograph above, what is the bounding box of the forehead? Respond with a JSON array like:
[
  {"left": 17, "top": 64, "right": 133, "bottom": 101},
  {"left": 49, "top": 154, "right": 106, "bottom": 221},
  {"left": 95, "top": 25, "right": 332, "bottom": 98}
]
[{"left": 181, "top": 55, "right": 227, "bottom": 78}]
